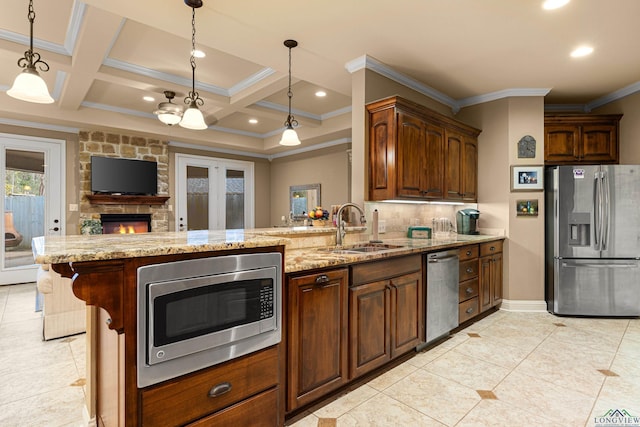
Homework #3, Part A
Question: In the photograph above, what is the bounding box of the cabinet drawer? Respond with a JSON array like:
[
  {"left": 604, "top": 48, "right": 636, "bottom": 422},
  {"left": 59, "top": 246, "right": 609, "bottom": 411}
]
[
  {"left": 458, "top": 245, "right": 478, "bottom": 261},
  {"left": 459, "top": 259, "right": 478, "bottom": 282},
  {"left": 459, "top": 278, "right": 479, "bottom": 302},
  {"left": 186, "top": 388, "right": 278, "bottom": 427},
  {"left": 480, "top": 240, "right": 503, "bottom": 257},
  {"left": 141, "top": 346, "right": 279, "bottom": 426},
  {"left": 459, "top": 297, "right": 479, "bottom": 324}
]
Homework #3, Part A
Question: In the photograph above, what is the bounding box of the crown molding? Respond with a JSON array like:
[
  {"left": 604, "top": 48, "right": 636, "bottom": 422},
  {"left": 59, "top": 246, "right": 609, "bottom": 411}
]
[
  {"left": 0, "top": 117, "right": 79, "bottom": 134},
  {"left": 169, "top": 137, "right": 351, "bottom": 161},
  {"left": 346, "top": 55, "right": 457, "bottom": 110},
  {"left": 348, "top": 54, "right": 640, "bottom": 113}
]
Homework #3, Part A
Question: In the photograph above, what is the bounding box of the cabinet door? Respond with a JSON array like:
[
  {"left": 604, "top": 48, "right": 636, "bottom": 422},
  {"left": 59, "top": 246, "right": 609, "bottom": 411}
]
[
  {"left": 444, "top": 130, "right": 463, "bottom": 200},
  {"left": 461, "top": 135, "right": 478, "bottom": 201},
  {"left": 397, "top": 112, "right": 425, "bottom": 198},
  {"left": 287, "top": 269, "right": 348, "bottom": 411},
  {"left": 423, "top": 124, "right": 445, "bottom": 199},
  {"left": 369, "top": 108, "right": 396, "bottom": 200},
  {"left": 491, "top": 253, "right": 503, "bottom": 306},
  {"left": 544, "top": 125, "right": 579, "bottom": 163},
  {"left": 349, "top": 279, "right": 391, "bottom": 379},
  {"left": 390, "top": 271, "right": 423, "bottom": 357},
  {"left": 479, "top": 256, "right": 492, "bottom": 313},
  {"left": 581, "top": 124, "right": 618, "bottom": 163}
]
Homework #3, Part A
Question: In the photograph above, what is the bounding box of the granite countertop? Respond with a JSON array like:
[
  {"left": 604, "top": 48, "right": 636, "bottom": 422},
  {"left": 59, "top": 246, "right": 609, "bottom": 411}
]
[
  {"left": 32, "top": 230, "right": 290, "bottom": 264},
  {"left": 33, "top": 227, "right": 503, "bottom": 274},
  {"left": 284, "top": 235, "right": 504, "bottom": 273}
]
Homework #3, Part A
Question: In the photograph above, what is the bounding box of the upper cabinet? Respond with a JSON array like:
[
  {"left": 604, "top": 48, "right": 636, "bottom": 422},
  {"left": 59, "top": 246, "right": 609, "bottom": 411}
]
[
  {"left": 367, "top": 96, "right": 481, "bottom": 202},
  {"left": 544, "top": 114, "right": 622, "bottom": 165}
]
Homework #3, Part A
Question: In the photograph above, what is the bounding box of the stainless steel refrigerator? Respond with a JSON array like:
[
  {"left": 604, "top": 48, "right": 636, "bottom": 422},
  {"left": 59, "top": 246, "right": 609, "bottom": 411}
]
[{"left": 545, "top": 165, "right": 640, "bottom": 316}]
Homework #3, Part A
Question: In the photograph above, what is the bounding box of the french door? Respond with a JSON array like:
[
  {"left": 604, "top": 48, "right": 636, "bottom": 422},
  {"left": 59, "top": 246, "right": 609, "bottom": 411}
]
[
  {"left": 0, "top": 134, "right": 64, "bottom": 285},
  {"left": 175, "top": 153, "right": 254, "bottom": 231}
]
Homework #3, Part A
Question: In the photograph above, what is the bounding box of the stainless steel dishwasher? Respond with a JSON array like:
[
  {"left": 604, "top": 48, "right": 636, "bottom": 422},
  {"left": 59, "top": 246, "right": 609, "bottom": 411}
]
[{"left": 425, "top": 249, "right": 459, "bottom": 344}]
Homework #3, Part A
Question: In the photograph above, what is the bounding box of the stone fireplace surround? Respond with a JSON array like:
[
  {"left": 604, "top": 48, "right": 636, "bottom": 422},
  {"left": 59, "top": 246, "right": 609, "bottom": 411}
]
[{"left": 78, "top": 131, "right": 170, "bottom": 233}]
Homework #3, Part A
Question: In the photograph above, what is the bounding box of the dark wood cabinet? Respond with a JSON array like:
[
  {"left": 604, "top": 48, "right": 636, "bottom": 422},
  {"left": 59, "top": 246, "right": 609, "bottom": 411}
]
[
  {"left": 458, "top": 245, "right": 480, "bottom": 323},
  {"left": 445, "top": 130, "right": 478, "bottom": 202},
  {"left": 349, "top": 255, "right": 423, "bottom": 379},
  {"left": 544, "top": 114, "right": 622, "bottom": 165},
  {"left": 479, "top": 241, "right": 503, "bottom": 313},
  {"left": 286, "top": 268, "right": 349, "bottom": 412},
  {"left": 367, "top": 96, "right": 480, "bottom": 202}
]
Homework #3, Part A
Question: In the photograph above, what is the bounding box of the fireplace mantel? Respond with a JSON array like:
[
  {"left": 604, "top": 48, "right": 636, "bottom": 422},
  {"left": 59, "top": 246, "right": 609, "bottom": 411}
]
[{"left": 86, "top": 194, "right": 170, "bottom": 205}]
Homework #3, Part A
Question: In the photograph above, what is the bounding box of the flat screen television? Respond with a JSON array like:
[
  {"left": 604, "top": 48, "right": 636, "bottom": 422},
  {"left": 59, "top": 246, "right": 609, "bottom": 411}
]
[{"left": 91, "top": 156, "right": 157, "bottom": 195}]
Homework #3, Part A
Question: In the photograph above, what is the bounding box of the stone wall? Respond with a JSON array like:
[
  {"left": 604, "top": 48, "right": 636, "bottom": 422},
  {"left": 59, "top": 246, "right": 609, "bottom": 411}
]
[{"left": 78, "top": 131, "right": 170, "bottom": 232}]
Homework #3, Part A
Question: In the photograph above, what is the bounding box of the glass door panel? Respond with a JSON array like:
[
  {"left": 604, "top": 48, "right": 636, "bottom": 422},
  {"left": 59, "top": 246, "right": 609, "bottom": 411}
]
[
  {"left": 0, "top": 136, "right": 63, "bottom": 285},
  {"left": 225, "top": 169, "right": 245, "bottom": 229},
  {"left": 186, "top": 166, "right": 209, "bottom": 231}
]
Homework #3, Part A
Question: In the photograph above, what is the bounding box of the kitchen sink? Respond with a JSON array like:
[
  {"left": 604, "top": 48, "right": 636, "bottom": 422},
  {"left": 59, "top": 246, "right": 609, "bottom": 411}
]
[{"left": 317, "top": 242, "right": 405, "bottom": 254}]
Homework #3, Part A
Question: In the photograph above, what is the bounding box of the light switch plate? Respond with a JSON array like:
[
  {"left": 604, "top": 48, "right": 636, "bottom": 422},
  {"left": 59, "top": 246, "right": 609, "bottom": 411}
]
[
  {"left": 69, "top": 204, "right": 78, "bottom": 212},
  {"left": 378, "top": 219, "right": 386, "bottom": 233}
]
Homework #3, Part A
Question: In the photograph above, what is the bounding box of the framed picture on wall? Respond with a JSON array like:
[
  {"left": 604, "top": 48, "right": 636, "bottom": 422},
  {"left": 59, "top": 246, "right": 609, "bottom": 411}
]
[{"left": 511, "top": 165, "right": 544, "bottom": 191}]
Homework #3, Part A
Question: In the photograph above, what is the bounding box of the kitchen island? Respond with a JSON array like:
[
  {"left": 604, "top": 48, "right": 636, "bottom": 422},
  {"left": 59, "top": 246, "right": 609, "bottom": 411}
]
[
  {"left": 33, "top": 228, "right": 504, "bottom": 425},
  {"left": 33, "top": 230, "right": 289, "bottom": 427}
]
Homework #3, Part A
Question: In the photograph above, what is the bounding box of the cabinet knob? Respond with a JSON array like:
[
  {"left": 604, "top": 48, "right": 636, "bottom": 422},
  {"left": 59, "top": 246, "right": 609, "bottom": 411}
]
[
  {"left": 208, "top": 382, "right": 232, "bottom": 398},
  {"left": 466, "top": 267, "right": 473, "bottom": 274},
  {"left": 466, "top": 307, "right": 474, "bottom": 314},
  {"left": 466, "top": 287, "right": 473, "bottom": 295},
  {"left": 490, "top": 246, "right": 495, "bottom": 251},
  {"left": 315, "top": 274, "right": 330, "bottom": 285},
  {"left": 466, "top": 250, "right": 472, "bottom": 256}
]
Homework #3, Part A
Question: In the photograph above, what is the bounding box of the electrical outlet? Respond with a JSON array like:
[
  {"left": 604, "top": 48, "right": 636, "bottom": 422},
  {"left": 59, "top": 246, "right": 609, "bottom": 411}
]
[
  {"left": 68, "top": 204, "right": 78, "bottom": 212},
  {"left": 378, "top": 219, "right": 386, "bottom": 233},
  {"left": 168, "top": 205, "right": 173, "bottom": 211}
]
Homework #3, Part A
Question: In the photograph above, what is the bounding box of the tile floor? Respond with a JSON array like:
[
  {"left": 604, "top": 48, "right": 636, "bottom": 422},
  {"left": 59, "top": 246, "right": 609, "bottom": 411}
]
[
  {"left": 1, "top": 282, "right": 639, "bottom": 427},
  {"left": 289, "top": 310, "right": 640, "bottom": 427},
  {"left": 0, "top": 283, "right": 86, "bottom": 427}
]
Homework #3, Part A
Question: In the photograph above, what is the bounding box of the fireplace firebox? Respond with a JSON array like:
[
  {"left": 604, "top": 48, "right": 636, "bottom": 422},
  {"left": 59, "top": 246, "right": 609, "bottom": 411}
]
[{"left": 101, "top": 214, "right": 151, "bottom": 234}]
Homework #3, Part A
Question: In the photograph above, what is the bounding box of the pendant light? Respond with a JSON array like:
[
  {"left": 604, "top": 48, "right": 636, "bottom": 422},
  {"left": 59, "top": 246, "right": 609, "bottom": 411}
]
[
  {"left": 179, "top": 1, "right": 208, "bottom": 130},
  {"left": 154, "top": 91, "right": 183, "bottom": 125},
  {"left": 279, "top": 40, "right": 301, "bottom": 146},
  {"left": 6, "top": 0, "right": 54, "bottom": 104}
]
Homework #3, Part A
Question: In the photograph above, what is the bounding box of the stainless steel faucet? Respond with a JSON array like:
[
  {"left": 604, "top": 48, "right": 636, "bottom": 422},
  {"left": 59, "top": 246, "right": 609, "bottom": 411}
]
[{"left": 335, "top": 203, "right": 366, "bottom": 245}]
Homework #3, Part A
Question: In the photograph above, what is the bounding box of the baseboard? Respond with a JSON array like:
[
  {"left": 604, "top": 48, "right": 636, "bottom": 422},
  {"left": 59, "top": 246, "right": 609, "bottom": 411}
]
[
  {"left": 83, "top": 405, "right": 97, "bottom": 427},
  {"left": 499, "top": 299, "right": 548, "bottom": 312}
]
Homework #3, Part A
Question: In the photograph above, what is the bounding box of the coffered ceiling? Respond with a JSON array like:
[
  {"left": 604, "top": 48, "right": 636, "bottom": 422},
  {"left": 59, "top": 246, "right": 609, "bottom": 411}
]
[{"left": 1, "top": 0, "right": 639, "bottom": 155}]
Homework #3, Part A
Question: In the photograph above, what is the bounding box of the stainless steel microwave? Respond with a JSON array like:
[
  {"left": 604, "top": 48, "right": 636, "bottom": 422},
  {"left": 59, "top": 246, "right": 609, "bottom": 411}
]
[{"left": 136, "top": 252, "right": 282, "bottom": 388}]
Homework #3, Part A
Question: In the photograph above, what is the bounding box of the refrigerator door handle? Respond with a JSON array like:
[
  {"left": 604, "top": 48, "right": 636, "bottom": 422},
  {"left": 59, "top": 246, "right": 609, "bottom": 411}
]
[
  {"left": 593, "top": 172, "right": 601, "bottom": 251},
  {"left": 561, "top": 260, "right": 639, "bottom": 269},
  {"left": 602, "top": 171, "right": 610, "bottom": 250}
]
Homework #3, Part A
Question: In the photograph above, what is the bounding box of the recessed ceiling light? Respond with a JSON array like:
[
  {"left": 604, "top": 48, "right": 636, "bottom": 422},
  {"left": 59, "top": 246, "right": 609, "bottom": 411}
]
[
  {"left": 570, "top": 46, "right": 594, "bottom": 58},
  {"left": 543, "top": 0, "right": 570, "bottom": 10},
  {"left": 143, "top": 96, "right": 155, "bottom": 102},
  {"left": 315, "top": 90, "right": 327, "bottom": 97},
  {"left": 192, "top": 49, "right": 206, "bottom": 58},
  {"left": 248, "top": 118, "right": 258, "bottom": 124}
]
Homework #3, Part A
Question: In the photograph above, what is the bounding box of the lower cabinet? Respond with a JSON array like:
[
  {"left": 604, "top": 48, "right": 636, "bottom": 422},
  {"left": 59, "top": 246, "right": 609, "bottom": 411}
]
[
  {"left": 459, "top": 240, "right": 504, "bottom": 322},
  {"left": 140, "top": 346, "right": 280, "bottom": 426},
  {"left": 479, "top": 241, "right": 503, "bottom": 313},
  {"left": 349, "top": 255, "right": 423, "bottom": 379},
  {"left": 458, "top": 244, "right": 480, "bottom": 324},
  {"left": 286, "top": 268, "right": 349, "bottom": 412}
]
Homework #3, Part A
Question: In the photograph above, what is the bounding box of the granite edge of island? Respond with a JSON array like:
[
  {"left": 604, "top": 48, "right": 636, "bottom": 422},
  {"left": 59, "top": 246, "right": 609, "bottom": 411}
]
[{"left": 32, "top": 226, "right": 503, "bottom": 274}]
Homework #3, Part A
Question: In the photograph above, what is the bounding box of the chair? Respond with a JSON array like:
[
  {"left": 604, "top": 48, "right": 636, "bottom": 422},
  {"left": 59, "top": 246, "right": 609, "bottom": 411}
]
[{"left": 36, "top": 264, "right": 86, "bottom": 340}]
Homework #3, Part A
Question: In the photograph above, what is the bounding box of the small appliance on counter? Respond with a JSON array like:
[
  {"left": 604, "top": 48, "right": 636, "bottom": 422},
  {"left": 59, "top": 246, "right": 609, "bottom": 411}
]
[
  {"left": 456, "top": 209, "right": 480, "bottom": 235},
  {"left": 407, "top": 226, "right": 431, "bottom": 239}
]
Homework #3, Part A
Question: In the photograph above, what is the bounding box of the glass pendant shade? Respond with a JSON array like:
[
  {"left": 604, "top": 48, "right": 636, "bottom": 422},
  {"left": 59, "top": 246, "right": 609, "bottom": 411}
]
[
  {"left": 7, "top": 67, "right": 54, "bottom": 104},
  {"left": 179, "top": 102, "right": 208, "bottom": 130},
  {"left": 279, "top": 126, "right": 301, "bottom": 146},
  {"left": 157, "top": 112, "right": 182, "bottom": 125}
]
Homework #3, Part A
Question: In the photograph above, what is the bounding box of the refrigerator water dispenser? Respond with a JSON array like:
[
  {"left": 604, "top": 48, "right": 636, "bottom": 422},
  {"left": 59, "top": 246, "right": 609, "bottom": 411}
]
[{"left": 568, "top": 212, "right": 590, "bottom": 246}]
